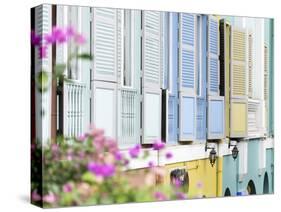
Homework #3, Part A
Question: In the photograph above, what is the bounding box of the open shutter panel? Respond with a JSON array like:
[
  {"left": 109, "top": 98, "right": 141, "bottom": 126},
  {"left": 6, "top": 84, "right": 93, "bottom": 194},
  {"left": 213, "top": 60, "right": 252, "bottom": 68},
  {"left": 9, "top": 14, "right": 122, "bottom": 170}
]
[
  {"left": 92, "top": 8, "right": 118, "bottom": 138},
  {"left": 207, "top": 16, "right": 224, "bottom": 139},
  {"left": 93, "top": 8, "right": 117, "bottom": 82},
  {"left": 208, "top": 16, "right": 220, "bottom": 96},
  {"left": 248, "top": 34, "right": 253, "bottom": 98},
  {"left": 264, "top": 45, "right": 269, "bottom": 133},
  {"left": 219, "top": 20, "right": 231, "bottom": 137},
  {"left": 34, "top": 5, "right": 52, "bottom": 144},
  {"left": 142, "top": 11, "right": 162, "bottom": 144},
  {"left": 231, "top": 28, "right": 246, "bottom": 98},
  {"left": 167, "top": 12, "right": 179, "bottom": 144},
  {"left": 179, "top": 13, "right": 196, "bottom": 141},
  {"left": 230, "top": 27, "right": 247, "bottom": 138}
]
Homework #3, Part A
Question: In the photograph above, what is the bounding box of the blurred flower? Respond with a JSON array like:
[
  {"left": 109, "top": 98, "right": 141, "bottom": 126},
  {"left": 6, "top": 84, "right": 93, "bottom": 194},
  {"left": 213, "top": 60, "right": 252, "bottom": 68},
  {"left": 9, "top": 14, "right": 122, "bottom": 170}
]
[
  {"left": 148, "top": 161, "right": 155, "bottom": 168},
  {"left": 171, "top": 178, "right": 182, "bottom": 188},
  {"left": 175, "top": 192, "right": 187, "bottom": 200},
  {"left": 74, "top": 33, "right": 86, "bottom": 45},
  {"left": 43, "top": 192, "right": 57, "bottom": 203},
  {"left": 31, "top": 31, "right": 41, "bottom": 46},
  {"left": 153, "top": 140, "right": 165, "bottom": 150},
  {"left": 63, "top": 183, "right": 73, "bottom": 193},
  {"left": 65, "top": 26, "right": 75, "bottom": 38},
  {"left": 165, "top": 152, "right": 173, "bottom": 159},
  {"left": 88, "top": 162, "right": 115, "bottom": 177},
  {"left": 39, "top": 45, "right": 47, "bottom": 59},
  {"left": 77, "top": 134, "right": 86, "bottom": 142},
  {"left": 129, "top": 144, "right": 141, "bottom": 158},
  {"left": 154, "top": 191, "right": 167, "bottom": 201},
  {"left": 104, "top": 153, "right": 115, "bottom": 165},
  {"left": 31, "top": 190, "right": 41, "bottom": 201},
  {"left": 114, "top": 151, "right": 123, "bottom": 161}
]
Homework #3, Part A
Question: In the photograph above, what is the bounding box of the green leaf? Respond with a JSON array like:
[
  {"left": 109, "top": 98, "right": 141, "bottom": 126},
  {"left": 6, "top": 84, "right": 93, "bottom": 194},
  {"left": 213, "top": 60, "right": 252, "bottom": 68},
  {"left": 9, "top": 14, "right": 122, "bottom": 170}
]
[
  {"left": 36, "top": 71, "right": 49, "bottom": 93},
  {"left": 76, "top": 53, "right": 93, "bottom": 61},
  {"left": 82, "top": 172, "right": 96, "bottom": 184},
  {"left": 54, "top": 64, "right": 66, "bottom": 78}
]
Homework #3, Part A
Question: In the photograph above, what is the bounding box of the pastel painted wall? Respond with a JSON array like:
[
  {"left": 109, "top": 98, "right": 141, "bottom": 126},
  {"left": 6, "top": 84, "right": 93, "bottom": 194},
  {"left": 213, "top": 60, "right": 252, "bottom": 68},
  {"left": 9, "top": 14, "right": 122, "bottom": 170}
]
[
  {"left": 222, "top": 154, "right": 238, "bottom": 196},
  {"left": 237, "top": 139, "right": 273, "bottom": 195},
  {"left": 164, "top": 159, "right": 218, "bottom": 198}
]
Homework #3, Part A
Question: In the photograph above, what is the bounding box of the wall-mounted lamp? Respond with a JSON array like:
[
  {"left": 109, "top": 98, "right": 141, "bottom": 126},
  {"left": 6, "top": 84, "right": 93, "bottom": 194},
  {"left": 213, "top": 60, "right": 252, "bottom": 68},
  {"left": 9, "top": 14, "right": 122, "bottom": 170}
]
[
  {"left": 228, "top": 141, "right": 239, "bottom": 160},
  {"left": 205, "top": 143, "right": 217, "bottom": 167}
]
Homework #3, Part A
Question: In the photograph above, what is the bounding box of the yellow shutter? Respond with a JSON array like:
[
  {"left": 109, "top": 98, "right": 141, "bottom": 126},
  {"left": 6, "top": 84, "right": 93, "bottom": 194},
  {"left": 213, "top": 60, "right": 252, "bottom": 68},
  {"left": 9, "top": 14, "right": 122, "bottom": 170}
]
[{"left": 248, "top": 34, "right": 253, "bottom": 98}]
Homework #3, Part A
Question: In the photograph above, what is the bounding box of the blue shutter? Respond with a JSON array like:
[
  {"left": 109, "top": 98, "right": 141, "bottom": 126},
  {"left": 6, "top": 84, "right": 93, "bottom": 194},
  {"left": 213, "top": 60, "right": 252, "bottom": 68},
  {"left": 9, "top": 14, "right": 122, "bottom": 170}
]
[
  {"left": 208, "top": 16, "right": 220, "bottom": 95},
  {"left": 196, "top": 15, "right": 207, "bottom": 141},
  {"left": 179, "top": 13, "right": 196, "bottom": 141},
  {"left": 167, "top": 12, "right": 179, "bottom": 144},
  {"left": 208, "top": 97, "right": 225, "bottom": 139}
]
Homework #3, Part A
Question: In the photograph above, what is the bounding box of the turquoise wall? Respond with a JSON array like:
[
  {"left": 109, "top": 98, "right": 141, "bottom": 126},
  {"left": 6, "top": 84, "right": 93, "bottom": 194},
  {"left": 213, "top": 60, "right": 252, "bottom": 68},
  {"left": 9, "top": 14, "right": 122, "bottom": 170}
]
[
  {"left": 237, "top": 139, "right": 274, "bottom": 195},
  {"left": 265, "top": 148, "right": 274, "bottom": 193},
  {"left": 222, "top": 154, "right": 238, "bottom": 196}
]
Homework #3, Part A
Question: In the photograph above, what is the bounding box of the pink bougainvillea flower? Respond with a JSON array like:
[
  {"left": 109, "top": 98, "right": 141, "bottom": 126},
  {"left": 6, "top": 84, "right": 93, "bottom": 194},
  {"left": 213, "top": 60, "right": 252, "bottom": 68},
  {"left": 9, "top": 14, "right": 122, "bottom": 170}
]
[
  {"left": 148, "top": 161, "right": 155, "bottom": 168},
  {"left": 65, "top": 26, "right": 75, "bottom": 38},
  {"left": 31, "top": 31, "right": 41, "bottom": 46},
  {"left": 114, "top": 151, "right": 123, "bottom": 161},
  {"left": 165, "top": 152, "right": 173, "bottom": 159},
  {"left": 175, "top": 192, "right": 187, "bottom": 200},
  {"left": 43, "top": 192, "right": 57, "bottom": 203},
  {"left": 88, "top": 162, "right": 116, "bottom": 177},
  {"left": 171, "top": 178, "right": 182, "bottom": 188},
  {"left": 153, "top": 140, "right": 165, "bottom": 150},
  {"left": 154, "top": 191, "right": 167, "bottom": 201},
  {"left": 44, "top": 34, "right": 56, "bottom": 44},
  {"left": 129, "top": 144, "right": 141, "bottom": 158},
  {"left": 77, "top": 134, "right": 86, "bottom": 142},
  {"left": 31, "top": 190, "right": 41, "bottom": 201},
  {"left": 63, "top": 183, "right": 73, "bottom": 193},
  {"left": 74, "top": 33, "right": 86, "bottom": 45},
  {"left": 39, "top": 45, "right": 47, "bottom": 58}
]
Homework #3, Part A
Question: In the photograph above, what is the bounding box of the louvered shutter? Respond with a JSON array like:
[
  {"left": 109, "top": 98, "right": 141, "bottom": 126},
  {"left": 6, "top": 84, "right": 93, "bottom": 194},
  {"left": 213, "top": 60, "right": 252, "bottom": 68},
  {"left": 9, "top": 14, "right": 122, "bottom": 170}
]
[
  {"left": 142, "top": 11, "right": 162, "bottom": 144},
  {"left": 264, "top": 45, "right": 269, "bottom": 132},
  {"left": 248, "top": 34, "right": 253, "bottom": 98},
  {"left": 207, "top": 16, "right": 224, "bottom": 139},
  {"left": 117, "top": 10, "right": 140, "bottom": 147},
  {"left": 92, "top": 8, "right": 118, "bottom": 138},
  {"left": 230, "top": 27, "right": 247, "bottom": 138},
  {"left": 196, "top": 15, "right": 207, "bottom": 141},
  {"left": 93, "top": 8, "right": 117, "bottom": 82},
  {"left": 167, "top": 12, "right": 179, "bottom": 144},
  {"left": 208, "top": 16, "right": 220, "bottom": 96},
  {"left": 179, "top": 13, "right": 196, "bottom": 141},
  {"left": 219, "top": 19, "right": 231, "bottom": 137},
  {"left": 34, "top": 5, "right": 52, "bottom": 144},
  {"left": 247, "top": 99, "right": 259, "bottom": 137},
  {"left": 231, "top": 28, "right": 247, "bottom": 98}
]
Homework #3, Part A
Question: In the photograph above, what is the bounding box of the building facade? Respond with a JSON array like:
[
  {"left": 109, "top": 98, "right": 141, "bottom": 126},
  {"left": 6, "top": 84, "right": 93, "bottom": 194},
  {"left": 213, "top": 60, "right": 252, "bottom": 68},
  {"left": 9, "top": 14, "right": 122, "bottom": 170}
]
[{"left": 31, "top": 5, "right": 274, "bottom": 197}]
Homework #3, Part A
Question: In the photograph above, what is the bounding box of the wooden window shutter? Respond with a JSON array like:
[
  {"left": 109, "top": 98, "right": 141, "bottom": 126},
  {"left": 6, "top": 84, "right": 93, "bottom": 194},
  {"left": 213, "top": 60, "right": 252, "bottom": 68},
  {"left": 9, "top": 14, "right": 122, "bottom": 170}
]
[
  {"left": 231, "top": 28, "right": 247, "bottom": 98},
  {"left": 142, "top": 11, "right": 162, "bottom": 144},
  {"left": 179, "top": 13, "right": 196, "bottom": 141},
  {"left": 248, "top": 33, "right": 253, "bottom": 98},
  {"left": 208, "top": 16, "right": 220, "bottom": 96},
  {"left": 93, "top": 8, "right": 117, "bottom": 82}
]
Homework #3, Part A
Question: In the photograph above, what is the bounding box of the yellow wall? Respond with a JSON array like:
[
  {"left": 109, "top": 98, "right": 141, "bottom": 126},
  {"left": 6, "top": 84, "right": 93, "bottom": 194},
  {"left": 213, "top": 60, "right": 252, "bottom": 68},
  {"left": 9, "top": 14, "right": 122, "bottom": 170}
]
[{"left": 164, "top": 158, "right": 223, "bottom": 198}]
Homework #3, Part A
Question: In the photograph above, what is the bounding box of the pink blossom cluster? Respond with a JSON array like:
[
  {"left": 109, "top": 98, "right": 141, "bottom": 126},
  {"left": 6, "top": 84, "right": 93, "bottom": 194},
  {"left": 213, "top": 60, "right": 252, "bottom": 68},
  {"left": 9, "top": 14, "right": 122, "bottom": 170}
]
[{"left": 31, "top": 26, "right": 86, "bottom": 59}]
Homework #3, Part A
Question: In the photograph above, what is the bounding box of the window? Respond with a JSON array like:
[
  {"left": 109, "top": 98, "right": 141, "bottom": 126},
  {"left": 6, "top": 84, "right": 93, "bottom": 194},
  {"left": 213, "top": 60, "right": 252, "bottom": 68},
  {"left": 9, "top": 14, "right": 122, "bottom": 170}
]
[
  {"left": 122, "top": 10, "right": 133, "bottom": 87},
  {"left": 68, "top": 6, "right": 81, "bottom": 81},
  {"left": 196, "top": 15, "right": 202, "bottom": 96}
]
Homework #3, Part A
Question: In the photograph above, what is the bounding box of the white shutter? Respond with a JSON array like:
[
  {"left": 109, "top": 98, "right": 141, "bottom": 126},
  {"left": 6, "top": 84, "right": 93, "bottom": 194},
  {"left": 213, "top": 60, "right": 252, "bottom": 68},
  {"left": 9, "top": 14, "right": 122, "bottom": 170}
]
[
  {"left": 93, "top": 8, "right": 117, "bottom": 82},
  {"left": 34, "top": 5, "right": 52, "bottom": 144},
  {"left": 208, "top": 16, "right": 220, "bottom": 96},
  {"left": 248, "top": 33, "right": 253, "bottom": 98},
  {"left": 142, "top": 11, "right": 162, "bottom": 144},
  {"left": 179, "top": 13, "right": 196, "bottom": 141}
]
